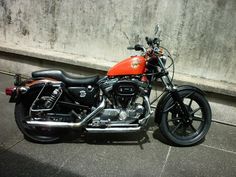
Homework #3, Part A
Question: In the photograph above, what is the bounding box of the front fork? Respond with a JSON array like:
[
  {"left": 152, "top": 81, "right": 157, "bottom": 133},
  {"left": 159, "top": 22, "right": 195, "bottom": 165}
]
[{"left": 159, "top": 59, "right": 190, "bottom": 120}]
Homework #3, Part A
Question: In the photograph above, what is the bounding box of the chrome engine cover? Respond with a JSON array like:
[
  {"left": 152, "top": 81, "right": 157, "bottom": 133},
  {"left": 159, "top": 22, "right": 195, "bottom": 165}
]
[{"left": 89, "top": 104, "right": 144, "bottom": 127}]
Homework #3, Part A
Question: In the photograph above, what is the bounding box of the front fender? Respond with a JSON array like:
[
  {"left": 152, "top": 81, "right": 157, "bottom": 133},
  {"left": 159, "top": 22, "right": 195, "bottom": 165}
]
[
  {"left": 154, "top": 85, "right": 206, "bottom": 124},
  {"left": 175, "top": 85, "right": 206, "bottom": 96}
]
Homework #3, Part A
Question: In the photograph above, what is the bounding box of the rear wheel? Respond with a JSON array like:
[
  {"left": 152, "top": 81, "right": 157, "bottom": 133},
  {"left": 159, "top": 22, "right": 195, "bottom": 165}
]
[
  {"left": 159, "top": 90, "right": 212, "bottom": 146},
  {"left": 15, "top": 89, "right": 61, "bottom": 143}
]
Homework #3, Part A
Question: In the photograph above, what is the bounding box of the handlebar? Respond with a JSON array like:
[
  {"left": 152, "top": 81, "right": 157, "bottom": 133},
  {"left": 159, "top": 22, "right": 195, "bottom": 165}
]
[
  {"left": 145, "top": 36, "right": 161, "bottom": 47},
  {"left": 127, "top": 36, "right": 161, "bottom": 53},
  {"left": 127, "top": 44, "right": 146, "bottom": 52},
  {"left": 127, "top": 46, "right": 135, "bottom": 50}
]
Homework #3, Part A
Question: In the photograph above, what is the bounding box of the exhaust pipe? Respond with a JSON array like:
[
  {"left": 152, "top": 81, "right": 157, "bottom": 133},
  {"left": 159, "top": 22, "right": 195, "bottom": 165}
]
[
  {"left": 26, "top": 98, "right": 106, "bottom": 128},
  {"left": 85, "top": 127, "right": 141, "bottom": 133}
]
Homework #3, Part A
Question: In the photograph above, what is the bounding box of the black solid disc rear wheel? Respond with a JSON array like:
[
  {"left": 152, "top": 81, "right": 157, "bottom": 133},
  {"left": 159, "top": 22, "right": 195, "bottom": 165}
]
[{"left": 159, "top": 90, "right": 212, "bottom": 146}]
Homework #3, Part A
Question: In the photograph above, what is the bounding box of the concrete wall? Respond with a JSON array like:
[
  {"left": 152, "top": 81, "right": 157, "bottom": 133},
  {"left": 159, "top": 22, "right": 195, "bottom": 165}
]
[{"left": 0, "top": 0, "right": 236, "bottom": 84}]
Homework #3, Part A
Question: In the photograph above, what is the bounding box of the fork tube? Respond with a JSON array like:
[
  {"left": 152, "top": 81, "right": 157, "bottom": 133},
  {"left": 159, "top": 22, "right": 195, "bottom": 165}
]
[
  {"left": 158, "top": 58, "right": 190, "bottom": 119},
  {"left": 158, "top": 58, "right": 174, "bottom": 89}
]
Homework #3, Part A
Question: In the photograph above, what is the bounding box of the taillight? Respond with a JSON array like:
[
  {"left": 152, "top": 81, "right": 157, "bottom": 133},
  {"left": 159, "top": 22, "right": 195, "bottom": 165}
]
[{"left": 5, "top": 87, "right": 16, "bottom": 96}]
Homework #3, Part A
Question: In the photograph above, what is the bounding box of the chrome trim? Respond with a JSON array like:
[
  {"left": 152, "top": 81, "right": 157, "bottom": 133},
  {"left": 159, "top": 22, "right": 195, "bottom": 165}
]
[
  {"left": 109, "top": 124, "right": 139, "bottom": 127},
  {"left": 30, "top": 82, "right": 63, "bottom": 115},
  {"left": 144, "top": 96, "right": 153, "bottom": 115},
  {"left": 18, "top": 86, "right": 29, "bottom": 94},
  {"left": 86, "top": 127, "right": 141, "bottom": 133},
  {"left": 138, "top": 96, "right": 153, "bottom": 125},
  {"left": 26, "top": 121, "right": 82, "bottom": 128},
  {"left": 158, "top": 57, "right": 175, "bottom": 89},
  {"left": 30, "top": 87, "right": 63, "bottom": 112},
  {"left": 29, "top": 83, "right": 47, "bottom": 116},
  {"left": 26, "top": 98, "right": 106, "bottom": 128},
  {"left": 141, "top": 46, "right": 147, "bottom": 53}
]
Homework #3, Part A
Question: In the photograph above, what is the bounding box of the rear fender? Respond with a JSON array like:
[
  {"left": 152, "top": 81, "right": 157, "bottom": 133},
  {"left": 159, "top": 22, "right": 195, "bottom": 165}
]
[
  {"left": 155, "top": 85, "right": 206, "bottom": 124},
  {"left": 9, "top": 77, "right": 62, "bottom": 103}
]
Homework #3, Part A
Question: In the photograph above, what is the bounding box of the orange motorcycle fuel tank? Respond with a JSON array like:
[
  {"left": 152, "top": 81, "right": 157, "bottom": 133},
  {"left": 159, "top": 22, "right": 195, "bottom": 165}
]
[{"left": 107, "top": 56, "right": 146, "bottom": 77}]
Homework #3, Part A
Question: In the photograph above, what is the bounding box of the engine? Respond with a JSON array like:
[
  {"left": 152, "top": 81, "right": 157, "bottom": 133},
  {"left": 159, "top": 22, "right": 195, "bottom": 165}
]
[
  {"left": 91, "top": 77, "right": 149, "bottom": 127},
  {"left": 113, "top": 80, "right": 139, "bottom": 108},
  {"left": 100, "top": 78, "right": 142, "bottom": 107}
]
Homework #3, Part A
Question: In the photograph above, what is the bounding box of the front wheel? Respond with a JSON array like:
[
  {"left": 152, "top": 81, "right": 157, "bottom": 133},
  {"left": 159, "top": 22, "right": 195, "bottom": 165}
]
[{"left": 159, "top": 90, "right": 212, "bottom": 146}]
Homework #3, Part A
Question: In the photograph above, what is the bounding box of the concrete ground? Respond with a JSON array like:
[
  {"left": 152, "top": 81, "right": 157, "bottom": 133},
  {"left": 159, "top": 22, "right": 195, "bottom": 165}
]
[{"left": 0, "top": 73, "right": 235, "bottom": 177}]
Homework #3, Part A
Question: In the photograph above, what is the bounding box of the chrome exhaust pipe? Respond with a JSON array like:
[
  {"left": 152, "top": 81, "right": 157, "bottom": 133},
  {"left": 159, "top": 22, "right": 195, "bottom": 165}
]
[
  {"left": 26, "top": 99, "right": 106, "bottom": 128},
  {"left": 26, "top": 121, "right": 83, "bottom": 128},
  {"left": 85, "top": 127, "right": 141, "bottom": 133},
  {"left": 138, "top": 96, "right": 153, "bottom": 125}
]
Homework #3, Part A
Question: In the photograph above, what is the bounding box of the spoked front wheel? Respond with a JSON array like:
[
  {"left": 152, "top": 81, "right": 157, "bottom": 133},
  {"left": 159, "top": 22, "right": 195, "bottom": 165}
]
[{"left": 159, "top": 90, "right": 212, "bottom": 146}]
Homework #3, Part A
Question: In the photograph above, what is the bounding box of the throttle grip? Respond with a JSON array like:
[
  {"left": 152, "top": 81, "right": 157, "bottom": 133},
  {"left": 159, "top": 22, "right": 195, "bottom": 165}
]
[{"left": 127, "top": 47, "right": 135, "bottom": 50}]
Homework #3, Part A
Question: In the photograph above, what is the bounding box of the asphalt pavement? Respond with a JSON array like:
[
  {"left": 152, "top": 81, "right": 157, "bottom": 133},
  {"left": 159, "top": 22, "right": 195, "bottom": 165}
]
[{"left": 0, "top": 73, "right": 235, "bottom": 177}]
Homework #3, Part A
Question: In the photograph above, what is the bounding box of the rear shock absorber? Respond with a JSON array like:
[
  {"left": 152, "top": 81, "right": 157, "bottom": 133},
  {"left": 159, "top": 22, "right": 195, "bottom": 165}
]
[{"left": 44, "top": 88, "right": 62, "bottom": 109}]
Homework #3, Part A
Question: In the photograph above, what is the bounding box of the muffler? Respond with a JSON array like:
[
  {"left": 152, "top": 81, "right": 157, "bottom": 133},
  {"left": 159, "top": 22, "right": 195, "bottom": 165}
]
[
  {"left": 85, "top": 127, "right": 141, "bottom": 133},
  {"left": 26, "top": 99, "right": 106, "bottom": 128}
]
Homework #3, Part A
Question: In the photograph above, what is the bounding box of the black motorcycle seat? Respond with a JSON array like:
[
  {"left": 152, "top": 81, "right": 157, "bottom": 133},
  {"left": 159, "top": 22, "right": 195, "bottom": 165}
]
[{"left": 32, "top": 69, "right": 99, "bottom": 86}]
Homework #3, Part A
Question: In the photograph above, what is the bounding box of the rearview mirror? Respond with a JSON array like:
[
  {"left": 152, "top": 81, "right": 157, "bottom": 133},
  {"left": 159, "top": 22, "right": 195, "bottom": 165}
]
[{"left": 154, "top": 24, "right": 161, "bottom": 38}]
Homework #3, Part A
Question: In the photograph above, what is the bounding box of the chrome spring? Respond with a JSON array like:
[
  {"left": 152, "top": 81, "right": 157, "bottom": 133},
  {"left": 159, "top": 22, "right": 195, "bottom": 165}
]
[{"left": 44, "top": 89, "right": 60, "bottom": 108}]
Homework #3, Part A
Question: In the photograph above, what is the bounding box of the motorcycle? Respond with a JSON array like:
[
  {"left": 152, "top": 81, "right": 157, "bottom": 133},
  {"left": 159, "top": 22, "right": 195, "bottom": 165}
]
[{"left": 5, "top": 25, "right": 211, "bottom": 146}]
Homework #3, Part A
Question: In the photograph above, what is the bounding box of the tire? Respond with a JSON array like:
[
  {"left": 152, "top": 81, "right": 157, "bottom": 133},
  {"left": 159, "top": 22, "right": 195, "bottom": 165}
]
[
  {"left": 159, "top": 90, "right": 212, "bottom": 146},
  {"left": 15, "top": 90, "right": 61, "bottom": 143}
]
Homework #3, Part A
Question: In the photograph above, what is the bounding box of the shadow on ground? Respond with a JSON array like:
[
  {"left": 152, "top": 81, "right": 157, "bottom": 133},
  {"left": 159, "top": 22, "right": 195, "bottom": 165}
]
[
  {"left": 26, "top": 127, "right": 205, "bottom": 148},
  {"left": 152, "top": 128, "right": 205, "bottom": 147},
  {"left": 59, "top": 131, "right": 152, "bottom": 150},
  {"left": 0, "top": 147, "right": 84, "bottom": 177}
]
